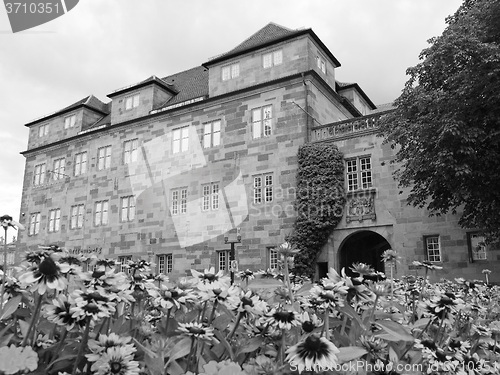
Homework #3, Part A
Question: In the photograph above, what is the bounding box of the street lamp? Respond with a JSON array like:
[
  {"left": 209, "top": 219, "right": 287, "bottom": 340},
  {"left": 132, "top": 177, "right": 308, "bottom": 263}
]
[{"left": 224, "top": 227, "right": 241, "bottom": 285}]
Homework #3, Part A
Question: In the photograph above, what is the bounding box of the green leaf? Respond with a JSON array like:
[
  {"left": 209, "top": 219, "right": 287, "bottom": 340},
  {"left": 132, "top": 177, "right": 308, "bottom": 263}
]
[
  {"left": 336, "top": 346, "right": 368, "bottom": 364},
  {"left": 375, "top": 320, "right": 414, "bottom": 342},
  {"left": 213, "top": 329, "right": 235, "bottom": 361},
  {"left": 0, "top": 296, "right": 22, "bottom": 321},
  {"left": 236, "top": 337, "right": 264, "bottom": 355},
  {"left": 165, "top": 336, "right": 192, "bottom": 366}
]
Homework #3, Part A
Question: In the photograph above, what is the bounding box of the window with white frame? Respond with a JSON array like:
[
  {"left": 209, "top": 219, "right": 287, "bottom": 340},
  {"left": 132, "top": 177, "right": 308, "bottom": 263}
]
[
  {"left": 0, "top": 252, "right": 15, "bottom": 266},
  {"left": 317, "top": 55, "right": 326, "bottom": 74},
  {"left": 253, "top": 173, "right": 273, "bottom": 204},
  {"left": 157, "top": 254, "right": 173, "bottom": 274},
  {"left": 120, "top": 196, "right": 135, "bottom": 222},
  {"left": 218, "top": 250, "right": 230, "bottom": 272},
  {"left": 172, "top": 126, "right": 189, "bottom": 154},
  {"left": 202, "top": 182, "right": 219, "bottom": 211},
  {"left": 64, "top": 114, "right": 76, "bottom": 129},
  {"left": 171, "top": 188, "right": 187, "bottom": 215},
  {"left": 252, "top": 105, "right": 273, "bottom": 139},
  {"left": 118, "top": 255, "right": 132, "bottom": 273},
  {"left": 74, "top": 151, "right": 87, "bottom": 176},
  {"left": 28, "top": 212, "right": 40, "bottom": 236},
  {"left": 222, "top": 63, "right": 239, "bottom": 81},
  {"left": 203, "top": 120, "right": 221, "bottom": 148},
  {"left": 33, "top": 163, "right": 46, "bottom": 186},
  {"left": 94, "top": 200, "right": 109, "bottom": 226},
  {"left": 70, "top": 204, "right": 85, "bottom": 229},
  {"left": 48, "top": 208, "right": 61, "bottom": 233},
  {"left": 97, "top": 145, "right": 112, "bottom": 170},
  {"left": 125, "top": 94, "right": 140, "bottom": 110},
  {"left": 268, "top": 247, "right": 279, "bottom": 270},
  {"left": 38, "top": 124, "right": 49, "bottom": 137},
  {"left": 468, "top": 233, "right": 487, "bottom": 261},
  {"left": 52, "top": 158, "right": 66, "bottom": 180},
  {"left": 425, "top": 235, "right": 442, "bottom": 262},
  {"left": 346, "top": 157, "right": 372, "bottom": 192},
  {"left": 123, "top": 139, "right": 139, "bottom": 164},
  {"left": 263, "top": 50, "right": 283, "bottom": 68}
]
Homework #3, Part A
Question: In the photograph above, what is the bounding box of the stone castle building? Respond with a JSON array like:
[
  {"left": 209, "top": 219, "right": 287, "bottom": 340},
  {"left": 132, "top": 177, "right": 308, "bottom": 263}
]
[{"left": 17, "top": 23, "right": 499, "bottom": 282}]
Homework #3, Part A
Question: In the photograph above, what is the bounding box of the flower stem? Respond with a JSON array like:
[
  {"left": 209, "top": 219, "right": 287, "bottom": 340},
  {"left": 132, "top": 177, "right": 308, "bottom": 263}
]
[
  {"left": 227, "top": 312, "right": 243, "bottom": 341},
  {"left": 21, "top": 292, "right": 43, "bottom": 347},
  {"left": 208, "top": 299, "right": 218, "bottom": 325},
  {"left": 72, "top": 315, "right": 91, "bottom": 375}
]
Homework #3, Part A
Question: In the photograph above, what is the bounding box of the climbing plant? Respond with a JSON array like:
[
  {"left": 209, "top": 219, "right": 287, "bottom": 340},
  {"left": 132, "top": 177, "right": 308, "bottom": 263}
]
[{"left": 289, "top": 142, "right": 346, "bottom": 278}]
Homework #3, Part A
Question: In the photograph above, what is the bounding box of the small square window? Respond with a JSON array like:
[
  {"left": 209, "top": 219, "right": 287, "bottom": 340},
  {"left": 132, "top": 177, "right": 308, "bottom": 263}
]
[
  {"left": 125, "top": 94, "right": 140, "bottom": 110},
  {"left": 263, "top": 50, "right": 283, "bottom": 68},
  {"left": 38, "top": 124, "right": 49, "bottom": 137},
  {"left": 64, "top": 114, "right": 76, "bottom": 129},
  {"left": 222, "top": 63, "right": 239, "bottom": 81}
]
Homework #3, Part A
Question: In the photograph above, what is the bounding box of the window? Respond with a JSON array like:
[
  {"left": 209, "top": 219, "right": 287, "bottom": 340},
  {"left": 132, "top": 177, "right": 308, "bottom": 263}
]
[
  {"left": 97, "top": 145, "right": 112, "bottom": 170},
  {"left": 222, "top": 63, "right": 239, "bottom": 81},
  {"left": 0, "top": 252, "right": 15, "bottom": 266},
  {"left": 94, "top": 200, "right": 109, "bottom": 226},
  {"left": 203, "top": 120, "right": 221, "bottom": 148},
  {"left": 125, "top": 94, "right": 140, "bottom": 110},
  {"left": 425, "top": 236, "right": 442, "bottom": 262},
  {"left": 118, "top": 256, "right": 132, "bottom": 273},
  {"left": 346, "top": 157, "right": 373, "bottom": 192},
  {"left": 38, "top": 124, "right": 49, "bottom": 137},
  {"left": 120, "top": 196, "right": 135, "bottom": 222},
  {"left": 52, "top": 158, "right": 66, "bottom": 180},
  {"left": 33, "top": 163, "right": 46, "bottom": 186},
  {"left": 268, "top": 247, "right": 279, "bottom": 270},
  {"left": 157, "top": 254, "right": 173, "bottom": 274},
  {"left": 253, "top": 173, "right": 273, "bottom": 204},
  {"left": 171, "top": 188, "right": 187, "bottom": 215},
  {"left": 48, "top": 209, "right": 61, "bottom": 233},
  {"left": 123, "top": 139, "right": 139, "bottom": 164},
  {"left": 28, "top": 212, "right": 40, "bottom": 236},
  {"left": 74, "top": 152, "right": 87, "bottom": 176},
  {"left": 252, "top": 105, "right": 273, "bottom": 139},
  {"left": 317, "top": 55, "right": 326, "bottom": 74},
  {"left": 202, "top": 182, "right": 219, "bottom": 211},
  {"left": 64, "top": 114, "right": 76, "bottom": 129},
  {"left": 172, "top": 126, "right": 189, "bottom": 154},
  {"left": 218, "top": 250, "right": 230, "bottom": 272},
  {"left": 70, "top": 204, "right": 85, "bottom": 229},
  {"left": 468, "top": 233, "right": 487, "bottom": 261},
  {"left": 263, "top": 50, "right": 283, "bottom": 68}
]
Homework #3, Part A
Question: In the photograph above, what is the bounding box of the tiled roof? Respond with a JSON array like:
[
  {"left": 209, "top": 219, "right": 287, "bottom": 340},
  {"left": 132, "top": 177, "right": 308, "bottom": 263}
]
[
  {"left": 336, "top": 81, "right": 377, "bottom": 110},
  {"left": 156, "top": 66, "right": 209, "bottom": 109},
  {"left": 371, "top": 102, "right": 395, "bottom": 113},
  {"left": 108, "top": 75, "right": 177, "bottom": 98}
]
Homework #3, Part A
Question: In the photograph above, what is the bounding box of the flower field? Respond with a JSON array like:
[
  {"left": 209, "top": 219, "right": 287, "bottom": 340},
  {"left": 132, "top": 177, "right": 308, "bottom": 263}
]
[{"left": 0, "top": 244, "right": 499, "bottom": 375}]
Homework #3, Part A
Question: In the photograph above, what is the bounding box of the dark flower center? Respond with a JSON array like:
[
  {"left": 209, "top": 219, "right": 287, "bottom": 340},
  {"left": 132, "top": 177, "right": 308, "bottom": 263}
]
[
  {"left": 203, "top": 273, "right": 216, "bottom": 282},
  {"left": 92, "top": 270, "right": 105, "bottom": 279},
  {"left": 188, "top": 326, "right": 206, "bottom": 335},
  {"left": 85, "top": 302, "right": 100, "bottom": 314},
  {"left": 302, "top": 321, "right": 315, "bottom": 333},
  {"left": 110, "top": 361, "right": 122, "bottom": 374},
  {"left": 39, "top": 257, "right": 59, "bottom": 276},
  {"left": 241, "top": 296, "right": 254, "bottom": 307},
  {"left": 273, "top": 311, "right": 294, "bottom": 323},
  {"left": 297, "top": 335, "right": 329, "bottom": 360}
]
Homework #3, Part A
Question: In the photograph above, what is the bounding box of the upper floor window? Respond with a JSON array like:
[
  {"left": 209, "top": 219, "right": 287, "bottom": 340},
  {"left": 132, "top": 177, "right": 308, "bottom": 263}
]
[
  {"left": 120, "top": 196, "right": 135, "bottom": 222},
  {"left": 33, "top": 163, "right": 46, "bottom": 186},
  {"left": 38, "top": 124, "right": 49, "bottom": 137},
  {"left": 425, "top": 235, "right": 442, "bottom": 262},
  {"left": 74, "top": 152, "right": 87, "bottom": 176},
  {"left": 52, "top": 158, "right": 66, "bottom": 181},
  {"left": 123, "top": 139, "right": 139, "bottom": 164},
  {"left": 202, "top": 182, "right": 219, "bottom": 211},
  {"left": 222, "top": 63, "right": 239, "bottom": 81},
  {"left": 252, "top": 105, "right": 273, "bottom": 139},
  {"left": 97, "top": 145, "right": 112, "bottom": 170},
  {"left": 157, "top": 254, "right": 173, "bottom": 274},
  {"left": 316, "top": 55, "right": 326, "bottom": 74},
  {"left": 94, "top": 200, "right": 109, "bottom": 226},
  {"left": 346, "top": 157, "right": 372, "bottom": 192},
  {"left": 48, "top": 208, "right": 61, "bottom": 233},
  {"left": 125, "top": 94, "right": 140, "bottom": 110},
  {"left": 203, "top": 121, "right": 221, "bottom": 148},
  {"left": 468, "top": 233, "right": 487, "bottom": 261},
  {"left": 172, "top": 126, "right": 189, "bottom": 154},
  {"left": 28, "top": 212, "right": 40, "bottom": 236},
  {"left": 263, "top": 50, "right": 283, "bottom": 68},
  {"left": 64, "top": 114, "right": 76, "bottom": 129},
  {"left": 254, "top": 173, "right": 273, "bottom": 204},
  {"left": 171, "top": 187, "right": 187, "bottom": 215},
  {"left": 70, "top": 204, "right": 85, "bottom": 229}
]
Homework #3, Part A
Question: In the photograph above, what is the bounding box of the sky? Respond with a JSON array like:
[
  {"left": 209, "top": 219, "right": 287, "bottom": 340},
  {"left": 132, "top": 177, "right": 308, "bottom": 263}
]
[{"left": 0, "top": 0, "right": 463, "bottom": 241}]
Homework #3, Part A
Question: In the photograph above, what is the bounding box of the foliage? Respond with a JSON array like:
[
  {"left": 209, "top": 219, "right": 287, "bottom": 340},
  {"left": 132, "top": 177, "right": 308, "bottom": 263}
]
[
  {"left": 378, "top": 0, "right": 500, "bottom": 241},
  {"left": 289, "top": 143, "right": 346, "bottom": 277},
  {"left": 1, "top": 245, "right": 500, "bottom": 375}
]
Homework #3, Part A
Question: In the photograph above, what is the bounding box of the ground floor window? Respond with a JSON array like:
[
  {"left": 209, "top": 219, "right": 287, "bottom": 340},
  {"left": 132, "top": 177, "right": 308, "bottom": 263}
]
[
  {"left": 157, "top": 254, "right": 173, "bottom": 274},
  {"left": 118, "top": 255, "right": 132, "bottom": 273},
  {"left": 424, "top": 235, "right": 441, "bottom": 262},
  {"left": 217, "top": 250, "right": 230, "bottom": 272},
  {"left": 468, "top": 233, "right": 487, "bottom": 261},
  {"left": 267, "top": 246, "right": 279, "bottom": 270}
]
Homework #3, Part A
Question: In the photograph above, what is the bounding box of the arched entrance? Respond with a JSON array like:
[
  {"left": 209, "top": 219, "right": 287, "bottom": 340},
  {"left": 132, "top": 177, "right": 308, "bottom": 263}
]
[{"left": 339, "top": 230, "right": 391, "bottom": 276}]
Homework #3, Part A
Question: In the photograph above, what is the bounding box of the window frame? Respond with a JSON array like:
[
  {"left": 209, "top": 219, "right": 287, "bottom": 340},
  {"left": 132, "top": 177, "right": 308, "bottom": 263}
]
[
  {"left": 217, "top": 250, "right": 230, "bottom": 272},
  {"left": 253, "top": 173, "right": 273, "bottom": 204},
  {"left": 346, "top": 156, "right": 373, "bottom": 192},
  {"left": 123, "top": 138, "right": 139, "bottom": 164},
  {"left": 38, "top": 124, "right": 49, "bottom": 137},
  {"left": 33, "top": 163, "right": 46, "bottom": 186},
  {"left": 48, "top": 208, "right": 61, "bottom": 233},
  {"left": 118, "top": 255, "right": 132, "bottom": 273},
  {"left": 28, "top": 212, "right": 41, "bottom": 236},
  {"left": 251, "top": 105, "right": 273, "bottom": 139},
  {"left": 221, "top": 63, "right": 240, "bottom": 81},
  {"left": 94, "top": 200, "right": 109, "bottom": 227},
  {"left": 74, "top": 151, "right": 88, "bottom": 176},
  {"left": 97, "top": 145, "right": 112, "bottom": 171},
  {"left": 171, "top": 187, "right": 188, "bottom": 215},
  {"left": 172, "top": 126, "right": 189, "bottom": 154},
  {"left": 52, "top": 157, "right": 66, "bottom": 181},
  {"left": 157, "top": 254, "right": 173, "bottom": 274},
  {"left": 70, "top": 204, "right": 85, "bottom": 229},
  {"left": 263, "top": 49, "right": 283, "bottom": 68},
  {"left": 203, "top": 120, "right": 221, "bottom": 149},
  {"left": 125, "top": 94, "right": 140, "bottom": 110},
  {"left": 317, "top": 54, "right": 327, "bottom": 74},
  {"left": 120, "top": 196, "right": 136, "bottom": 223},
  {"left": 202, "top": 182, "right": 220, "bottom": 211},
  {"left": 424, "top": 235, "right": 442, "bottom": 263},
  {"left": 467, "top": 232, "right": 487, "bottom": 262},
  {"left": 267, "top": 246, "right": 279, "bottom": 270},
  {"left": 64, "top": 114, "right": 76, "bottom": 129}
]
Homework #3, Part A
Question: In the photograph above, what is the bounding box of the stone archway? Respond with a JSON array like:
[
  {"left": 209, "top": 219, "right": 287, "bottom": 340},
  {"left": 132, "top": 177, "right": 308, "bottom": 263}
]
[{"left": 339, "top": 230, "right": 391, "bottom": 276}]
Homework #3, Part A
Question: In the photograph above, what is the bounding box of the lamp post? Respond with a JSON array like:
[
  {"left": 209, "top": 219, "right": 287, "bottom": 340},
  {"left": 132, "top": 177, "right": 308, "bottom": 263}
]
[
  {"left": 224, "top": 227, "right": 241, "bottom": 285},
  {"left": 0, "top": 215, "right": 24, "bottom": 309}
]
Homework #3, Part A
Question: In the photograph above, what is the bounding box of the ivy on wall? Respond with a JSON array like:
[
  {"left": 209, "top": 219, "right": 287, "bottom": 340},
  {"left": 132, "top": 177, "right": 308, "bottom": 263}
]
[{"left": 289, "top": 142, "right": 346, "bottom": 278}]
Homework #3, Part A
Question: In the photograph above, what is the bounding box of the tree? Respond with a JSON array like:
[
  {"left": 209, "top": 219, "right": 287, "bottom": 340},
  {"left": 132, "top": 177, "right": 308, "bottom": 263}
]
[{"left": 379, "top": 0, "right": 500, "bottom": 241}]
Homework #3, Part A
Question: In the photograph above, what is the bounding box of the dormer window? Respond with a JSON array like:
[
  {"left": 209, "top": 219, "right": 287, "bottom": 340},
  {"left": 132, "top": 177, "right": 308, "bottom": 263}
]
[
  {"left": 125, "top": 94, "right": 140, "bottom": 110},
  {"left": 222, "top": 63, "right": 239, "bottom": 81},
  {"left": 263, "top": 50, "right": 282, "bottom": 68},
  {"left": 64, "top": 114, "right": 76, "bottom": 129},
  {"left": 317, "top": 55, "right": 327, "bottom": 74},
  {"left": 38, "top": 124, "right": 49, "bottom": 137}
]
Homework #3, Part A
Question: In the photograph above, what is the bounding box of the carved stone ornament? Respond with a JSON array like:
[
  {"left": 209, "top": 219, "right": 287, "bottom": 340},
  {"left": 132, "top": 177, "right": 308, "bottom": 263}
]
[{"left": 346, "top": 193, "right": 376, "bottom": 223}]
